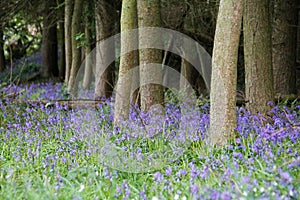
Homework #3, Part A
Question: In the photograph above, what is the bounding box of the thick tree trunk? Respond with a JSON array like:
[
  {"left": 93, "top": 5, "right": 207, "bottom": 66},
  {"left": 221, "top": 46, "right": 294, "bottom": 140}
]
[
  {"left": 137, "top": 0, "right": 163, "bottom": 112},
  {"left": 94, "top": 0, "right": 116, "bottom": 99},
  {"left": 209, "top": 0, "right": 243, "bottom": 146},
  {"left": 244, "top": 0, "right": 274, "bottom": 115},
  {"left": 0, "top": 30, "right": 5, "bottom": 72},
  {"left": 114, "top": 0, "right": 139, "bottom": 123},
  {"left": 67, "top": 0, "right": 83, "bottom": 95},
  {"left": 271, "top": 0, "right": 298, "bottom": 95},
  {"left": 64, "top": 0, "right": 73, "bottom": 86},
  {"left": 40, "top": 1, "right": 58, "bottom": 78}
]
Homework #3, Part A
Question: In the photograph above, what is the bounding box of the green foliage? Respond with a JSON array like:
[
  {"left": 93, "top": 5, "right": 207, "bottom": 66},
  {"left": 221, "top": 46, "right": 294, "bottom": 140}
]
[
  {"left": 75, "top": 32, "right": 86, "bottom": 48},
  {"left": 3, "top": 13, "right": 42, "bottom": 60},
  {"left": 75, "top": 30, "right": 95, "bottom": 49},
  {"left": 275, "top": 96, "right": 300, "bottom": 112},
  {"left": 164, "top": 88, "right": 180, "bottom": 105}
]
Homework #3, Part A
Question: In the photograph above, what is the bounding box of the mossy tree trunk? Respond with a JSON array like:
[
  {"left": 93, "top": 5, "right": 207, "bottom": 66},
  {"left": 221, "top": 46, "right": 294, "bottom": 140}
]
[
  {"left": 244, "top": 0, "right": 274, "bottom": 115},
  {"left": 67, "top": 0, "right": 83, "bottom": 95},
  {"left": 114, "top": 0, "right": 139, "bottom": 123},
  {"left": 137, "top": 0, "right": 163, "bottom": 112},
  {"left": 209, "top": 0, "right": 243, "bottom": 146}
]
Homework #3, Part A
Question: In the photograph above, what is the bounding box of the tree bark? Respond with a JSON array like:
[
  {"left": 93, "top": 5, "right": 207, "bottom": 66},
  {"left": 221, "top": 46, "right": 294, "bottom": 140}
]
[
  {"left": 244, "top": 0, "right": 274, "bottom": 115},
  {"left": 180, "top": 59, "right": 202, "bottom": 94},
  {"left": 114, "top": 0, "right": 138, "bottom": 124},
  {"left": 58, "top": 21, "right": 66, "bottom": 80},
  {"left": 271, "top": 0, "right": 298, "bottom": 95},
  {"left": 64, "top": 0, "right": 73, "bottom": 86},
  {"left": 137, "top": 0, "right": 164, "bottom": 112},
  {"left": 209, "top": 0, "right": 243, "bottom": 146},
  {"left": 94, "top": 0, "right": 116, "bottom": 99},
  {"left": 67, "top": 0, "right": 83, "bottom": 95},
  {"left": 0, "top": 30, "right": 5, "bottom": 72},
  {"left": 114, "top": 0, "right": 139, "bottom": 123},
  {"left": 180, "top": 59, "right": 193, "bottom": 93},
  {"left": 82, "top": 2, "right": 94, "bottom": 89},
  {"left": 40, "top": 1, "right": 58, "bottom": 78}
]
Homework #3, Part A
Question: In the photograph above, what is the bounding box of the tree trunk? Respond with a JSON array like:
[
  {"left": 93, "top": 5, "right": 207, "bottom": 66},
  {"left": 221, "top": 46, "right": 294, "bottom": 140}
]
[
  {"left": 297, "top": 6, "right": 300, "bottom": 95},
  {"left": 137, "top": 0, "right": 163, "bottom": 112},
  {"left": 64, "top": 0, "right": 73, "bottom": 86},
  {"left": 40, "top": 1, "right": 58, "bottom": 78},
  {"left": 298, "top": 10, "right": 300, "bottom": 64},
  {"left": 94, "top": 0, "right": 116, "bottom": 99},
  {"left": 58, "top": 21, "right": 66, "bottom": 80},
  {"left": 209, "top": 0, "right": 243, "bottom": 146},
  {"left": 0, "top": 30, "right": 5, "bottom": 72},
  {"left": 82, "top": 28, "right": 93, "bottom": 89},
  {"left": 244, "top": 0, "right": 274, "bottom": 115},
  {"left": 82, "top": 2, "right": 94, "bottom": 89},
  {"left": 180, "top": 59, "right": 193, "bottom": 92},
  {"left": 180, "top": 59, "right": 203, "bottom": 95},
  {"left": 271, "top": 0, "right": 298, "bottom": 95},
  {"left": 114, "top": 0, "right": 139, "bottom": 123},
  {"left": 67, "top": 0, "right": 83, "bottom": 95}
]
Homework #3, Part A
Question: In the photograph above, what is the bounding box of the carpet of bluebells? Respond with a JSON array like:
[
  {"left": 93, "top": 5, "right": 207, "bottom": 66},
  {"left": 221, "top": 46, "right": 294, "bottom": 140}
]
[{"left": 0, "top": 81, "right": 299, "bottom": 200}]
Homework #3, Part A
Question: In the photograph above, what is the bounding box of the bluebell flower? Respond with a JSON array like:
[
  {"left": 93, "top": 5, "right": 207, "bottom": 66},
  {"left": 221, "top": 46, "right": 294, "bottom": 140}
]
[
  {"left": 278, "top": 169, "right": 293, "bottom": 184},
  {"left": 153, "top": 171, "right": 164, "bottom": 183},
  {"left": 165, "top": 167, "right": 172, "bottom": 176},
  {"left": 190, "top": 184, "right": 199, "bottom": 195}
]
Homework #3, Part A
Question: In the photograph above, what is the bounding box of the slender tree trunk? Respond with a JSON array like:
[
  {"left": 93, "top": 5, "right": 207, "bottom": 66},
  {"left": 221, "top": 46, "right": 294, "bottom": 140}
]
[
  {"left": 244, "top": 0, "right": 274, "bottom": 115},
  {"left": 94, "top": 0, "right": 116, "bottom": 99},
  {"left": 64, "top": 0, "right": 73, "bottom": 86},
  {"left": 114, "top": 0, "right": 138, "bottom": 123},
  {"left": 271, "top": 0, "right": 298, "bottom": 95},
  {"left": 180, "top": 59, "right": 194, "bottom": 93},
  {"left": 67, "top": 0, "right": 83, "bottom": 95},
  {"left": 40, "top": 1, "right": 58, "bottom": 78},
  {"left": 82, "top": 2, "right": 94, "bottom": 89},
  {"left": 82, "top": 22, "right": 93, "bottom": 89},
  {"left": 137, "top": 0, "right": 163, "bottom": 112},
  {"left": 297, "top": 5, "right": 300, "bottom": 94},
  {"left": 0, "top": 30, "right": 5, "bottom": 72},
  {"left": 59, "top": 21, "right": 66, "bottom": 80},
  {"left": 209, "top": 0, "right": 243, "bottom": 146},
  {"left": 298, "top": 10, "right": 300, "bottom": 64}
]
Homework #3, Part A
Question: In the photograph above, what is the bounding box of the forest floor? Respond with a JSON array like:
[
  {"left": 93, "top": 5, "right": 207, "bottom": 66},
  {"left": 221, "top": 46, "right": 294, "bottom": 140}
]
[{"left": 0, "top": 58, "right": 299, "bottom": 199}]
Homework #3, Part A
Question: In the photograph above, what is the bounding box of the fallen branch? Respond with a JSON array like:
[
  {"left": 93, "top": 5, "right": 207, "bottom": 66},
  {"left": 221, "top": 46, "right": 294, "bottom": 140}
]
[
  {"left": 11, "top": 99, "right": 105, "bottom": 109},
  {"left": 4, "top": 94, "right": 300, "bottom": 110}
]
